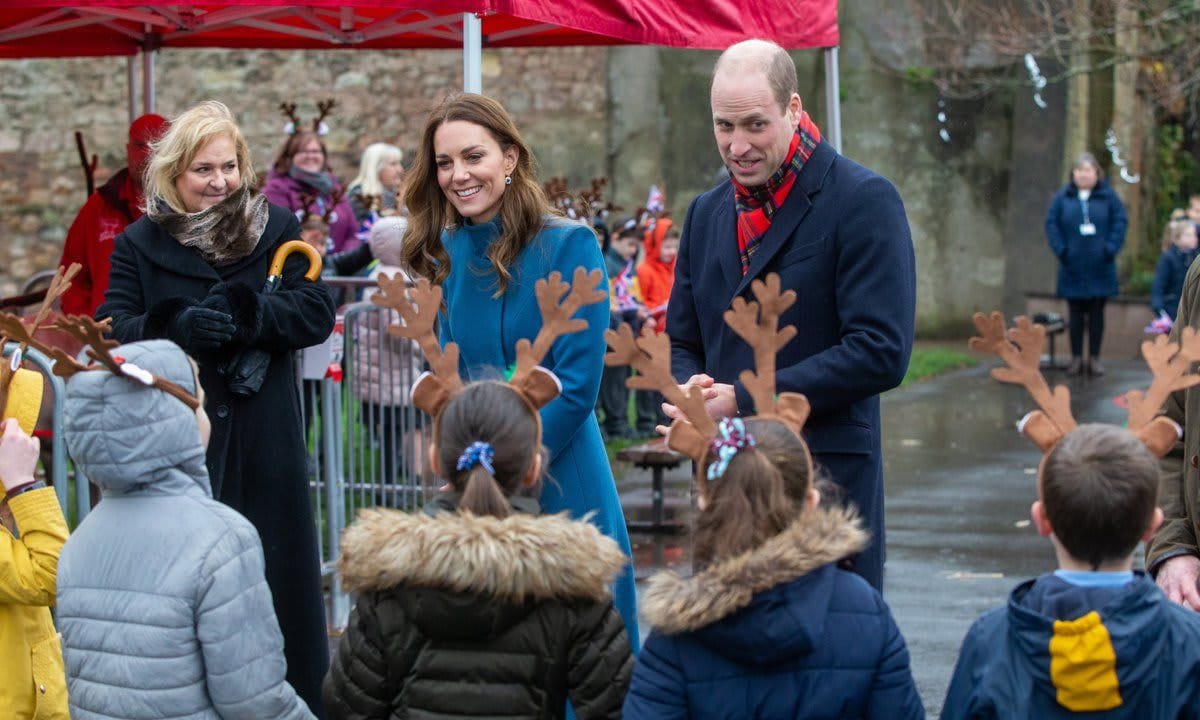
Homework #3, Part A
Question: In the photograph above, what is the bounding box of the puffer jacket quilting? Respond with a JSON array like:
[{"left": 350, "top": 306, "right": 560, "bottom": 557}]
[
  {"left": 324, "top": 503, "right": 633, "bottom": 719},
  {"left": 55, "top": 339, "right": 313, "bottom": 720}
]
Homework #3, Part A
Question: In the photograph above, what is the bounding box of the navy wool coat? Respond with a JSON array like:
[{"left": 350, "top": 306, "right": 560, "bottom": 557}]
[
  {"left": 667, "top": 140, "right": 916, "bottom": 590},
  {"left": 1151, "top": 244, "right": 1199, "bottom": 320},
  {"left": 1044, "top": 179, "right": 1128, "bottom": 299}
]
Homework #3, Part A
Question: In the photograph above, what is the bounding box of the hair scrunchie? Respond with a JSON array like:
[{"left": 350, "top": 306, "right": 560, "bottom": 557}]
[
  {"left": 707, "top": 417, "right": 756, "bottom": 481},
  {"left": 456, "top": 441, "right": 496, "bottom": 474}
]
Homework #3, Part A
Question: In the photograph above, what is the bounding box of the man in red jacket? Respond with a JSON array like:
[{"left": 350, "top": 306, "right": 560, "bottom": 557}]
[{"left": 58, "top": 114, "right": 169, "bottom": 317}]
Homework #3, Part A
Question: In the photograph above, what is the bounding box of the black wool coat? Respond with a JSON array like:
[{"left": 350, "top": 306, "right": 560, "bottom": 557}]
[{"left": 97, "top": 202, "right": 335, "bottom": 716}]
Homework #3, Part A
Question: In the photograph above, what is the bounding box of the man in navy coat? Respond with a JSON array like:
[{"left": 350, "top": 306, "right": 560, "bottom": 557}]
[{"left": 666, "top": 39, "right": 916, "bottom": 590}]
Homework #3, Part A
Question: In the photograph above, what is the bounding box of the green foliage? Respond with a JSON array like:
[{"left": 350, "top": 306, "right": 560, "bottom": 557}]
[
  {"left": 1123, "top": 266, "right": 1157, "bottom": 296},
  {"left": 1122, "top": 122, "right": 1200, "bottom": 296},
  {"left": 901, "top": 347, "right": 978, "bottom": 387},
  {"left": 905, "top": 66, "right": 936, "bottom": 85},
  {"left": 1155, "top": 123, "right": 1199, "bottom": 236}
]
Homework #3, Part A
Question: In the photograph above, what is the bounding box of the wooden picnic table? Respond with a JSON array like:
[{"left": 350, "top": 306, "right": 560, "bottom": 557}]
[{"left": 616, "top": 439, "right": 688, "bottom": 534}]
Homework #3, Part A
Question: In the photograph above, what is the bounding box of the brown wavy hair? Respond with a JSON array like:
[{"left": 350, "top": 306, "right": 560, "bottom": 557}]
[
  {"left": 693, "top": 419, "right": 814, "bottom": 565},
  {"left": 271, "top": 129, "right": 329, "bottom": 176},
  {"left": 402, "top": 93, "right": 555, "bottom": 296},
  {"left": 434, "top": 381, "right": 544, "bottom": 519}
]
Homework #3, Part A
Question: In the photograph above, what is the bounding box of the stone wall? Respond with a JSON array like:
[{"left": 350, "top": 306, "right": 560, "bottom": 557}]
[
  {"left": 0, "top": 46, "right": 607, "bottom": 297},
  {"left": 1, "top": 6, "right": 1070, "bottom": 337}
]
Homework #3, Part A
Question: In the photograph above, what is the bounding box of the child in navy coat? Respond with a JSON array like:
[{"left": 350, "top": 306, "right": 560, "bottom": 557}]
[
  {"left": 1151, "top": 219, "right": 1199, "bottom": 322},
  {"left": 622, "top": 417, "right": 924, "bottom": 719}
]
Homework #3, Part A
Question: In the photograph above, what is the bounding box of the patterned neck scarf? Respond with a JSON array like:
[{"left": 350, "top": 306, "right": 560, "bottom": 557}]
[
  {"left": 732, "top": 111, "right": 822, "bottom": 275},
  {"left": 149, "top": 185, "right": 268, "bottom": 266}
]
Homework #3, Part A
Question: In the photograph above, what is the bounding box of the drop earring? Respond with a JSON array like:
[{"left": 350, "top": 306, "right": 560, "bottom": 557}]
[{"left": 504, "top": 175, "right": 512, "bottom": 186}]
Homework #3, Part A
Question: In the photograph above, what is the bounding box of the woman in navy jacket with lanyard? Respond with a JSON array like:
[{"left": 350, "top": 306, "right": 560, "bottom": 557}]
[{"left": 1045, "top": 152, "right": 1128, "bottom": 377}]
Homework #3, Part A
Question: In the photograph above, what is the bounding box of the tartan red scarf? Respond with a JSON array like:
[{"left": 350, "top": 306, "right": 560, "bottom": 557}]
[{"left": 732, "top": 111, "right": 822, "bottom": 275}]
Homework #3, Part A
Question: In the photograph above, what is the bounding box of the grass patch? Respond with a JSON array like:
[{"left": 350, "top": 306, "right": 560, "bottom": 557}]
[{"left": 902, "top": 347, "right": 978, "bottom": 386}]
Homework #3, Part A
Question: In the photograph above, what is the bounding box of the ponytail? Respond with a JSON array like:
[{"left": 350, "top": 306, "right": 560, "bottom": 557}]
[
  {"left": 433, "top": 382, "right": 543, "bottom": 519},
  {"left": 693, "top": 418, "right": 812, "bottom": 565},
  {"left": 459, "top": 465, "right": 512, "bottom": 519}
]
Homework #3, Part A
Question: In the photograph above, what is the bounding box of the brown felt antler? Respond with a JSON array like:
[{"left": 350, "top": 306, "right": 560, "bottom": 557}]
[
  {"left": 280, "top": 102, "right": 302, "bottom": 131},
  {"left": 605, "top": 271, "right": 811, "bottom": 500},
  {"left": 510, "top": 267, "right": 606, "bottom": 409},
  {"left": 0, "top": 263, "right": 81, "bottom": 395},
  {"left": 1123, "top": 328, "right": 1200, "bottom": 456},
  {"left": 969, "top": 312, "right": 1077, "bottom": 452},
  {"left": 372, "top": 273, "right": 462, "bottom": 416},
  {"left": 604, "top": 322, "right": 722, "bottom": 496},
  {"left": 44, "top": 315, "right": 200, "bottom": 410},
  {"left": 325, "top": 187, "right": 346, "bottom": 223},
  {"left": 314, "top": 99, "right": 337, "bottom": 132},
  {"left": 724, "top": 275, "right": 798, "bottom": 417}
]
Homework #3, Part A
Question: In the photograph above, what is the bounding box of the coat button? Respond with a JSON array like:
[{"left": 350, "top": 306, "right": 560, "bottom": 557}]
[
  {"left": 38, "top": 684, "right": 45, "bottom": 693},
  {"left": 216, "top": 405, "right": 230, "bottom": 419}
]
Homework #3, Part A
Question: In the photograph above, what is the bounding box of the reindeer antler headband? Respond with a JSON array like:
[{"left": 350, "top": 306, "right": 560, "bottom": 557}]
[
  {"left": 298, "top": 186, "right": 347, "bottom": 226},
  {"left": 280, "top": 98, "right": 337, "bottom": 136},
  {"left": 371, "top": 267, "right": 607, "bottom": 418},
  {"left": 0, "top": 269, "right": 199, "bottom": 414},
  {"left": 969, "top": 311, "right": 1196, "bottom": 457},
  {"left": 605, "top": 273, "right": 811, "bottom": 502},
  {"left": 0, "top": 264, "right": 82, "bottom": 432},
  {"left": 0, "top": 265, "right": 199, "bottom": 432}
]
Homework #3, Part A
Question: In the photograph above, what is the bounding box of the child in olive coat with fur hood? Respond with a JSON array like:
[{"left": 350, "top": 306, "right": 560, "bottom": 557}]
[{"left": 324, "top": 381, "right": 633, "bottom": 719}]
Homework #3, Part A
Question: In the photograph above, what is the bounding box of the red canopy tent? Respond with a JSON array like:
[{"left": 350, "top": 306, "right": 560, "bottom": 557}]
[{"left": 0, "top": 1, "right": 843, "bottom": 146}]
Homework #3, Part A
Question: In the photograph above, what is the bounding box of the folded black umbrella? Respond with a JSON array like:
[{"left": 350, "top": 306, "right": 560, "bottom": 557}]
[{"left": 220, "top": 241, "right": 322, "bottom": 396}]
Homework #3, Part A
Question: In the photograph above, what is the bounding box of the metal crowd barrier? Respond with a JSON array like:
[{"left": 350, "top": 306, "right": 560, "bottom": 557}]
[
  {"left": 306, "top": 277, "right": 431, "bottom": 629},
  {"left": 1, "top": 342, "right": 83, "bottom": 523}
]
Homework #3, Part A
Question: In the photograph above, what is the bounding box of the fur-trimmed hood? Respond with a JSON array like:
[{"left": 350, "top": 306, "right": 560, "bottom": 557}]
[
  {"left": 642, "top": 505, "right": 868, "bottom": 635},
  {"left": 338, "top": 508, "right": 627, "bottom": 603}
]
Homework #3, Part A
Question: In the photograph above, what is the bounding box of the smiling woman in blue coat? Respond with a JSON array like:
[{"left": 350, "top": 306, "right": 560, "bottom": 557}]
[
  {"left": 400, "top": 93, "right": 639, "bottom": 653},
  {"left": 1045, "top": 153, "right": 1128, "bottom": 377}
]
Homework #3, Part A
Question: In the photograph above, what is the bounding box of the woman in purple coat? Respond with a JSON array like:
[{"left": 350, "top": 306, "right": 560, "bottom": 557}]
[{"left": 263, "top": 129, "right": 359, "bottom": 253}]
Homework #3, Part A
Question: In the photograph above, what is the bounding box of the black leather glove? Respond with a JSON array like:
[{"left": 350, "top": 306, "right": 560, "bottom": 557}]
[
  {"left": 199, "top": 292, "right": 233, "bottom": 317},
  {"left": 168, "top": 305, "right": 236, "bottom": 353}
]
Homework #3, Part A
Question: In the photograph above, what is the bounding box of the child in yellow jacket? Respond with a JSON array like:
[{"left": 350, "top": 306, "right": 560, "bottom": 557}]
[{"left": 0, "top": 367, "right": 69, "bottom": 719}]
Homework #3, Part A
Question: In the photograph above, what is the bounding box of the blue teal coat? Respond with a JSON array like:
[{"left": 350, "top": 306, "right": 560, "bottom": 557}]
[
  {"left": 941, "top": 573, "right": 1200, "bottom": 720},
  {"left": 623, "top": 508, "right": 923, "bottom": 720},
  {"left": 1151, "top": 245, "right": 1198, "bottom": 320},
  {"left": 1045, "top": 180, "right": 1128, "bottom": 299},
  {"left": 438, "top": 216, "right": 639, "bottom": 651}
]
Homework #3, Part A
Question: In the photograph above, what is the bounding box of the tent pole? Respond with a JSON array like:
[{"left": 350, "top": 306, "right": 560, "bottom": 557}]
[
  {"left": 462, "top": 12, "right": 482, "bottom": 93},
  {"left": 142, "top": 46, "right": 155, "bottom": 114},
  {"left": 127, "top": 55, "right": 137, "bottom": 124},
  {"left": 823, "top": 46, "right": 842, "bottom": 152}
]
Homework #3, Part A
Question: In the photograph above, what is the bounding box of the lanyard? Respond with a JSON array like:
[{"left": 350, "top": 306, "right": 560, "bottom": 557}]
[{"left": 1078, "top": 196, "right": 1091, "bottom": 225}]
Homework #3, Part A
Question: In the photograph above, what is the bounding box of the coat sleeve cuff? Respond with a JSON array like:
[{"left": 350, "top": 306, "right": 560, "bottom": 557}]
[
  {"left": 1147, "top": 548, "right": 1200, "bottom": 578},
  {"left": 208, "top": 282, "right": 263, "bottom": 345},
  {"left": 733, "top": 380, "right": 753, "bottom": 416},
  {"left": 144, "top": 296, "right": 199, "bottom": 339}
]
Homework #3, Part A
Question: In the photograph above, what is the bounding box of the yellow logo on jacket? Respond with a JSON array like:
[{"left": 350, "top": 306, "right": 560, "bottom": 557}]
[{"left": 1048, "top": 611, "right": 1122, "bottom": 711}]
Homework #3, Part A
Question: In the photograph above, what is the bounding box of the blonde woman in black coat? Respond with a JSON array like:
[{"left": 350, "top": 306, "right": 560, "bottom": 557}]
[{"left": 98, "top": 100, "right": 335, "bottom": 717}]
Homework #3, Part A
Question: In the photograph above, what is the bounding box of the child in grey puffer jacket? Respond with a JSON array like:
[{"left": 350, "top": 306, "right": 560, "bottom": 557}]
[{"left": 55, "top": 339, "right": 315, "bottom": 720}]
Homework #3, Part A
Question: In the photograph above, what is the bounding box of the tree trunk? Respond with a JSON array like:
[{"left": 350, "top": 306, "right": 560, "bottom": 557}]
[
  {"left": 1111, "top": 0, "right": 1142, "bottom": 267},
  {"left": 1063, "top": 0, "right": 1092, "bottom": 177}
]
